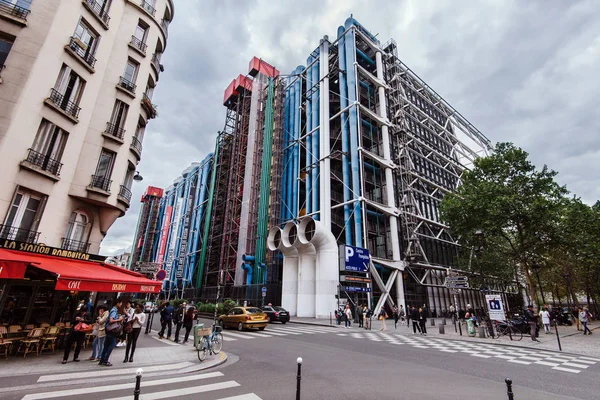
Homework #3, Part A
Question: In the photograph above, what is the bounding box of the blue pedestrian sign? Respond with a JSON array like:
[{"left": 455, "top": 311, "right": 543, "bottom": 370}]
[
  {"left": 261, "top": 286, "right": 267, "bottom": 293},
  {"left": 344, "top": 286, "right": 371, "bottom": 293}
]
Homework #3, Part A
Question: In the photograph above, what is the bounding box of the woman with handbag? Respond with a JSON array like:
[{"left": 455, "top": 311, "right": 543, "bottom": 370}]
[
  {"left": 62, "top": 308, "right": 91, "bottom": 364},
  {"left": 99, "top": 299, "right": 124, "bottom": 367},
  {"left": 124, "top": 303, "right": 146, "bottom": 362},
  {"left": 117, "top": 300, "right": 134, "bottom": 347},
  {"left": 182, "top": 306, "right": 195, "bottom": 344},
  {"left": 88, "top": 305, "right": 108, "bottom": 361}
]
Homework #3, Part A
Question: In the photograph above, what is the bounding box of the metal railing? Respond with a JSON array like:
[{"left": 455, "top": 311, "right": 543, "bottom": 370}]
[
  {"left": 118, "top": 76, "right": 136, "bottom": 94},
  {"left": 47, "top": 88, "right": 81, "bottom": 119},
  {"left": 89, "top": 174, "right": 112, "bottom": 192},
  {"left": 24, "top": 148, "right": 63, "bottom": 176},
  {"left": 84, "top": 0, "right": 110, "bottom": 26},
  {"left": 161, "top": 19, "right": 169, "bottom": 38},
  {"left": 61, "top": 238, "right": 91, "bottom": 252},
  {"left": 151, "top": 53, "right": 161, "bottom": 73},
  {"left": 140, "top": 0, "right": 155, "bottom": 16},
  {"left": 119, "top": 185, "right": 132, "bottom": 202},
  {"left": 130, "top": 135, "right": 143, "bottom": 155},
  {"left": 0, "top": 224, "right": 40, "bottom": 243},
  {"left": 104, "top": 121, "right": 126, "bottom": 140},
  {"left": 129, "top": 35, "right": 147, "bottom": 54},
  {"left": 0, "top": 0, "right": 30, "bottom": 20},
  {"left": 68, "top": 36, "right": 97, "bottom": 68},
  {"left": 141, "top": 92, "right": 158, "bottom": 118}
]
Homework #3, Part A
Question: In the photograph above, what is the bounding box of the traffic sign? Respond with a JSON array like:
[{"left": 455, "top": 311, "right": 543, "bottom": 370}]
[
  {"left": 261, "top": 286, "right": 267, "bottom": 293},
  {"left": 344, "top": 286, "right": 371, "bottom": 293},
  {"left": 486, "top": 294, "right": 506, "bottom": 321},
  {"left": 156, "top": 270, "right": 167, "bottom": 281},
  {"left": 444, "top": 280, "right": 469, "bottom": 289},
  {"left": 445, "top": 276, "right": 468, "bottom": 282}
]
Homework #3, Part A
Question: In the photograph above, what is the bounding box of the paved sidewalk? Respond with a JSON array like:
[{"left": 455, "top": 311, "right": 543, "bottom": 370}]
[
  {"left": 290, "top": 316, "right": 600, "bottom": 357},
  {"left": 0, "top": 331, "right": 226, "bottom": 378}
]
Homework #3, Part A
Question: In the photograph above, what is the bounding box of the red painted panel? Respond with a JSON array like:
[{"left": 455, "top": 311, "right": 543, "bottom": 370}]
[{"left": 248, "top": 56, "right": 280, "bottom": 78}]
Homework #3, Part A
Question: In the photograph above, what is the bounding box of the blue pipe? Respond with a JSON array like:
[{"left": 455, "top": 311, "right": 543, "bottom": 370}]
[
  {"left": 337, "top": 26, "right": 352, "bottom": 245},
  {"left": 288, "top": 72, "right": 297, "bottom": 220},
  {"left": 188, "top": 155, "right": 212, "bottom": 283},
  {"left": 356, "top": 48, "right": 375, "bottom": 66},
  {"left": 344, "top": 20, "right": 364, "bottom": 246},
  {"left": 361, "top": 118, "right": 379, "bottom": 132},
  {"left": 292, "top": 66, "right": 305, "bottom": 219},
  {"left": 364, "top": 161, "right": 380, "bottom": 171},
  {"left": 242, "top": 254, "right": 255, "bottom": 262},
  {"left": 282, "top": 80, "right": 291, "bottom": 222},
  {"left": 345, "top": 16, "right": 379, "bottom": 44},
  {"left": 305, "top": 56, "right": 313, "bottom": 215},
  {"left": 259, "top": 262, "right": 267, "bottom": 283},
  {"left": 311, "top": 51, "right": 320, "bottom": 220},
  {"left": 242, "top": 263, "right": 253, "bottom": 286},
  {"left": 359, "top": 80, "right": 374, "bottom": 92},
  {"left": 367, "top": 209, "right": 384, "bottom": 219}
]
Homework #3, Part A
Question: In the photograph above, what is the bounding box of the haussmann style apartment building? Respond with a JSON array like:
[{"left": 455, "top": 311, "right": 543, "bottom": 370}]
[{"left": 0, "top": 0, "right": 174, "bottom": 254}]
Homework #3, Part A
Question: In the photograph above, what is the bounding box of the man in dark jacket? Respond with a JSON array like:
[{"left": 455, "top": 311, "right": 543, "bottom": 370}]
[
  {"left": 158, "top": 302, "right": 174, "bottom": 340},
  {"left": 525, "top": 304, "right": 540, "bottom": 342},
  {"left": 173, "top": 302, "right": 186, "bottom": 343},
  {"left": 411, "top": 306, "right": 422, "bottom": 335}
]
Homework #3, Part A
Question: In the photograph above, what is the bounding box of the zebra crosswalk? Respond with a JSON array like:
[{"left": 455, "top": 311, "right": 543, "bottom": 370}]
[
  {"left": 336, "top": 331, "right": 600, "bottom": 374},
  {"left": 21, "top": 369, "right": 263, "bottom": 400},
  {"left": 217, "top": 324, "right": 339, "bottom": 341}
]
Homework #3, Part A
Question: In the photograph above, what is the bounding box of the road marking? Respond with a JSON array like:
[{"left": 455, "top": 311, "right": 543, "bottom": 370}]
[
  {"left": 364, "top": 333, "right": 383, "bottom": 341},
  {"left": 222, "top": 331, "right": 256, "bottom": 339},
  {"left": 572, "top": 359, "right": 596, "bottom": 365},
  {"left": 579, "top": 356, "right": 600, "bottom": 362},
  {"left": 412, "top": 345, "right": 430, "bottom": 348},
  {"left": 221, "top": 336, "right": 237, "bottom": 341},
  {"left": 543, "top": 357, "right": 572, "bottom": 363},
  {"left": 37, "top": 362, "right": 195, "bottom": 382},
  {"left": 266, "top": 328, "right": 302, "bottom": 335},
  {"left": 440, "top": 349, "right": 458, "bottom": 353},
  {"left": 534, "top": 361, "right": 560, "bottom": 367},
  {"left": 519, "top": 356, "right": 543, "bottom": 361},
  {"left": 25, "top": 372, "right": 224, "bottom": 399},
  {"left": 507, "top": 359, "right": 531, "bottom": 365},
  {"left": 240, "top": 331, "right": 275, "bottom": 338},
  {"left": 561, "top": 362, "right": 590, "bottom": 369},
  {"left": 337, "top": 333, "right": 348, "bottom": 336},
  {"left": 259, "top": 330, "right": 287, "bottom": 336},
  {"left": 551, "top": 366, "right": 581, "bottom": 374},
  {"left": 216, "top": 394, "right": 263, "bottom": 400},
  {"left": 493, "top": 355, "right": 515, "bottom": 360},
  {"left": 471, "top": 354, "right": 492, "bottom": 359},
  {"left": 105, "top": 381, "right": 241, "bottom": 400}
]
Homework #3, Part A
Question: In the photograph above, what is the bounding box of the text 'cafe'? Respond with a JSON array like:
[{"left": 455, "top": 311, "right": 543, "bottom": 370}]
[{"left": 0, "top": 239, "right": 160, "bottom": 326}]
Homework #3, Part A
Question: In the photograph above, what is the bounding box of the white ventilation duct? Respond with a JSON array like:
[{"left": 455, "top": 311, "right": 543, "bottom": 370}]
[
  {"left": 267, "top": 224, "right": 298, "bottom": 316},
  {"left": 298, "top": 216, "right": 339, "bottom": 318},
  {"left": 292, "top": 222, "right": 316, "bottom": 318}
]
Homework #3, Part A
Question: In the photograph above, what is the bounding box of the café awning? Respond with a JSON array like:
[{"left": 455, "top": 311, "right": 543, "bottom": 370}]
[{"left": 0, "top": 249, "right": 161, "bottom": 294}]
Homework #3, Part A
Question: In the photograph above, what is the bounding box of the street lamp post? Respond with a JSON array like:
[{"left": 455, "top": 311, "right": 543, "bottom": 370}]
[{"left": 532, "top": 264, "right": 546, "bottom": 306}]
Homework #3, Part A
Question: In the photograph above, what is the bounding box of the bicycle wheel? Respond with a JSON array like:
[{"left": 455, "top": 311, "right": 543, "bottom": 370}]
[
  {"left": 212, "top": 332, "right": 223, "bottom": 354},
  {"left": 509, "top": 326, "right": 523, "bottom": 341},
  {"left": 197, "top": 337, "right": 208, "bottom": 361}
]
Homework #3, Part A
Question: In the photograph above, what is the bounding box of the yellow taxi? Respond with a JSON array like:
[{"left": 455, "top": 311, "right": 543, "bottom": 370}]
[{"left": 218, "top": 307, "right": 269, "bottom": 331}]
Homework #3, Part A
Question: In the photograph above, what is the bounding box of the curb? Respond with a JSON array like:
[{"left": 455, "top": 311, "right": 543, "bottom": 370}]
[{"left": 178, "top": 351, "right": 228, "bottom": 373}]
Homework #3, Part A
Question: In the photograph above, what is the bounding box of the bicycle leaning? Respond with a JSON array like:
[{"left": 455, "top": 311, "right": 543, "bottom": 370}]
[
  {"left": 197, "top": 324, "right": 223, "bottom": 361},
  {"left": 490, "top": 320, "right": 523, "bottom": 341}
]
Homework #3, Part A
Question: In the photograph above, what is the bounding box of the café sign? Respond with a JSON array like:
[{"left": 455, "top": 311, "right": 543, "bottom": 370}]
[{"left": 0, "top": 239, "right": 106, "bottom": 262}]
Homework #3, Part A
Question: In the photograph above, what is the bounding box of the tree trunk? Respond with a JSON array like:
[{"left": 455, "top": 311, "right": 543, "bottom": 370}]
[{"left": 521, "top": 264, "right": 539, "bottom": 312}]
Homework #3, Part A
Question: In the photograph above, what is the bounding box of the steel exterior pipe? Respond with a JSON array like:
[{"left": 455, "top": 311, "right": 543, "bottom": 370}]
[
  {"left": 337, "top": 25, "right": 352, "bottom": 245},
  {"left": 318, "top": 38, "right": 330, "bottom": 228},
  {"left": 305, "top": 57, "right": 313, "bottom": 215},
  {"left": 312, "top": 50, "right": 320, "bottom": 219},
  {"left": 268, "top": 225, "right": 299, "bottom": 316}
]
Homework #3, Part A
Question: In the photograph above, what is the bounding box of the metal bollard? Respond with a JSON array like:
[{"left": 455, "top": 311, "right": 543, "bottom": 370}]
[
  {"left": 478, "top": 326, "right": 486, "bottom": 338},
  {"left": 134, "top": 368, "right": 143, "bottom": 400},
  {"left": 430, "top": 318, "right": 435, "bottom": 326},
  {"left": 554, "top": 320, "right": 562, "bottom": 351},
  {"left": 505, "top": 378, "right": 514, "bottom": 400},
  {"left": 296, "top": 357, "right": 303, "bottom": 400},
  {"left": 442, "top": 318, "right": 446, "bottom": 325},
  {"left": 439, "top": 324, "right": 445, "bottom": 334}
]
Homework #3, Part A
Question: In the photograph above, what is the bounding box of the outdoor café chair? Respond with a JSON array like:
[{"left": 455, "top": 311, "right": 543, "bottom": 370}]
[
  {"left": 0, "top": 332, "right": 13, "bottom": 359},
  {"left": 16, "top": 328, "right": 46, "bottom": 357},
  {"left": 40, "top": 326, "right": 61, "bottom": 354}
]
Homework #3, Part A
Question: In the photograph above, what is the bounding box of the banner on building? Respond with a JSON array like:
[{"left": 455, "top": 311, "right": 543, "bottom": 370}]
[
  {"left": 156, "top": 205, "right": 173, "bottom": 264},
  {"left": 165, "top": 198, "right": 184, "bottom": 279}
]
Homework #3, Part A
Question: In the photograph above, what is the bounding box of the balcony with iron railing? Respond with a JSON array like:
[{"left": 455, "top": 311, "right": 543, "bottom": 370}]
[
  {"left": 103, "top": 121, "right": 126, "bottom": 142},
  {"left": 0, "top": 0, "right": 30, "bottom": 23},
  {"left": 130, "top": 135, "right": 143, "bottom": 159},
  {"left": 82, "top": 0, "right": 110, "bottom": 28},
  {"left": 61, "top": 238, "right": 91, "bottom": 253},
  {"left": 150, "top": 53, "right": 163, "bottom": 77},
  {"left": 129, "top": 35, "right": 147, "bottom": 55},
  {"left": 88, "top": 174, "right": 112, "bottom": 193},
  {"left": 45, "top": 88, "right": 81, "bottom": 121},
  {"left": 118, "top": 185, "right": 132, "bottom": 205},
  {"left": 0, "top": 224, "right": 40, "bottom": 244},
  {"left": 66, "top": 36, "right": 97, "bottom": 69},
  {"left": 141, "top": 92, "right": 158, "bottom": 119},
  {"left": 160, "top": 19, "right": 169, "bottom": 38},
  {"left": 117, "top": 76, "right": 136, "bottom": 96},
  {"left": 140, "top": 0, "right": 155, "bottom": 16},
  {"left": 23, "top": 148, "right": 63, "bottom": 176}
]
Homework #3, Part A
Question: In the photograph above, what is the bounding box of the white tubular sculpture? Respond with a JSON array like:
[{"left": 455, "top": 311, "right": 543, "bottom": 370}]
[
  {"left": 293, "top": 222, "right": 316, "bottom": 318},
  {"left": 298, "top": 217, "right": 339, "bottom": 318},
  {"left": 268, "top": 224, "right": 298, "bottom": 316}
]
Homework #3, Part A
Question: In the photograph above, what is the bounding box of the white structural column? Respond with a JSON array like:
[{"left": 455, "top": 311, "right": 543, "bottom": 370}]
[
  {"left": 319, "top": 36, "right": 331, "bottom": 230},
  {"left": 375, "top": 50, "right": 405, "bottom": 311}
]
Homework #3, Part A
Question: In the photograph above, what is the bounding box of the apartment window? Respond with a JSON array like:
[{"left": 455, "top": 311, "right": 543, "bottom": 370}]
[
  {"left": 118, "top": 164, "right": 135, "bottom": 203},
  {"left": 130, "top": 122, "right": 144, "bottom": 156},
  {"left": 70, "top": 18, "right": 99, "bottom": 67},
  {"left": 63, "top": 211, "right": 90, "bottom": 251},
  {"left": 90, "top": 149, "right": 115, "bottom": 191},
  {"left": 118, "top": 59, "right": 138, "bottom": 93},
  {"left": 105, "top": 100, "right": 128, "bottom": 140},
  {"left": 0, "top": 35, "right": 14, "bottom": 71},
  {"left": 83, "top": 0, "right": 112, "bottom": 26},
  {"left": 141, "top": 0, "right": 156, "bottom": 17},
  {"left": 130, "top": 20, "right": 148, "bottom": 54},
  {"left": 1, "top": 187, "right": 45, "bottom": 243},
  {"left": 26, "top": 120, "right": 68, "bottom": 175},
  {"left": 144, "top": 80, "right": 154, "bottom": 100},
  {"left": 1, "top": 0, "right": 31, "bottom": 20},
  {"left": 49, "top": 64, "right": 85, "bottom": 118}
]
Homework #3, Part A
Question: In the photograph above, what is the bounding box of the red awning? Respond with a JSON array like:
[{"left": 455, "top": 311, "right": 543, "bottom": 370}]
[{"left": 0, "top": 249, "right": 161, "bottom": 293}]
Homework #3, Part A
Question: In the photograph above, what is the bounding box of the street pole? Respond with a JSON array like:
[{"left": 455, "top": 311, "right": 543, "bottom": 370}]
[
  {"left": 134, "top": 368, "right": 143, "bottom": 400},
  {"left": 296, "top": 357, "right": 303, "bottom": 400},
  {"left": 554, "top": 319, "right": 562, "bottom": 351},
  {"left": 505, "top": 378, "right": 514, "bottom": 400},
  {"left": 453, "top": 292, "right": 462, "bottom": 336}
]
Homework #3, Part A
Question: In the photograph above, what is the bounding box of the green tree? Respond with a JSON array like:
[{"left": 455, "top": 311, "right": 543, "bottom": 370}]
[{"left": 440, "top": 142, "right": 568, "bottom": 312}]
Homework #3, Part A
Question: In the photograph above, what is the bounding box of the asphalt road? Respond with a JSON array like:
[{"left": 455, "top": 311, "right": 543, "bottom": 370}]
[{"left": 2, "top": 316, "right": 598, "bottom": 399}]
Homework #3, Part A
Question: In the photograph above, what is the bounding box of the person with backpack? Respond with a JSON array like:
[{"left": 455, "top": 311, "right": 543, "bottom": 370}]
[
  {"left": 418, "top": 307, "right": 427, "bottom": 336},
  {"left": 365, "top": 307, "right": 373, "bottom": 330},
  {"left": 411, "top": 306, "right": 421, "bottom": 334},
  {"left": 99, "top": 299, "right": 124, "bottom": 367},
  {"left": 158, "top": 302, "right": 174, "bottom": 340},
  {"left": 173, "top": 302, "right": 186, "bottom": 343}
]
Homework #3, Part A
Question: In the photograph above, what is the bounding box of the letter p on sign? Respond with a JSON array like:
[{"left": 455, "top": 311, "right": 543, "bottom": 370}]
[{"left": 345, "top": 246, "right": 354, "bottom": 262}]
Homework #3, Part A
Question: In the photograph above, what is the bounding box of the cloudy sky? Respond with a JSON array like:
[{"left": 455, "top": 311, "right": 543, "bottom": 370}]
[{"left": 100, "top": 0, "right": 600, "bottom": 255}]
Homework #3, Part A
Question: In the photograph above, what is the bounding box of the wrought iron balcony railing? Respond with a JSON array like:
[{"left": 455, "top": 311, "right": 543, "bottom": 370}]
[
  {"left": 84, "top": 0, "right": 110, "bottom": 26},
  {"left": 47, "top": 88, "right": 81, "bottom": 119},
  {"left": 130, "top": 135, "right": 143, "bottom": 156},
  {"left": 61, "top": 238, "right": 91, "bottom": 253},
  {"left": 0, "top": 0, "right": 30, "bottom": 20},
  {"left": 24, "top": 148, "right": 63, "bottom": 176},
  {"left": 104, "top": 121, "right": 126, "bottom": 140},
  {"left": 118, "top": 76, "right": 136, "bottom": 94},
  {"left": 89, "top": 174, "right": 112, "bottom": 192},
  {"left": 141, "top": 92, "right": 158, "bottom": 118},
  {"left": 161, "top": 19, "right": 169, "bottom": 38},
  {"left": 119, "top": 185, "right": 132, "bottom": 202},
  {"left": 151, "top": 53, "right": 162, "bottom": 74},
  {"left": 0, "top": 224, "right": 40, "bottom": 243},
  {"left": 129, "top": 35, "right": 147, "bottom": 54},
  {"left": 68, "top": 36, "right": 97, "bottom": 68},
  {"left": 140, "top": 0, "right": 155, "bottom": 16}
]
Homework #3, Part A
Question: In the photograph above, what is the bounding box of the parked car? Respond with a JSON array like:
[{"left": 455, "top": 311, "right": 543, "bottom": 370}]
[
  {"left": 218, "top": 307, "right": 269, "bottom": 331},
  {"left": 261, "top": 305, "right": 290, "bottom": 324}
]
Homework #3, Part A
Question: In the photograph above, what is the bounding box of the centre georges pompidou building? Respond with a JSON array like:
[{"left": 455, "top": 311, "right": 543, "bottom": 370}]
[{"left": 142, "top": 17, "right": 512, "bottom": 313}]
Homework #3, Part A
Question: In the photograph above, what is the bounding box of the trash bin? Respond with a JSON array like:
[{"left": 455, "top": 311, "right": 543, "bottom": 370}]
[{"left": 193, "top": 324, "right": 205, "bottom": 349}]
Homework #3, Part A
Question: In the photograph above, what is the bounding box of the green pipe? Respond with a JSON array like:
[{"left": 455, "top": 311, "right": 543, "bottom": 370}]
[
  {"left": 254, "top": 79, "right": 276, "bottom": 284},
  {"left": 195, "top": 133, "right": 221, "bottom": 289}
]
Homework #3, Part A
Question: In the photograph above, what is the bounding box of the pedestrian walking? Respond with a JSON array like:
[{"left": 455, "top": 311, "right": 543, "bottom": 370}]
[
  {"left": 183, "top": 306, "right": 195, "bottom": 344},
  {"left": 418, "top": 307, "right": 427, "bottom": 336},
  {"left": 406, "top": 305, "right": 411, "bottom": 329},
  {"left": 173, "top": 302, "right": 186, "bottom": 343},
  {"left": 399, "top": 305, "right": 405, "bottom": 326},
  {"left": 392, "top": 305, "right": 399, "bottom": 329},
  {"left": 62, "top": 307, "right": 91, "bottom": 364},
  {"left": 357, "top": 304, "right": 363, "bottom": 328},
  {"left": 539, "top": 307, "right": 551, "bottom": 334},
  {"left": 354, "top": 303, "right": 361, "bottom": 324},
  {"left": 361, "top": 305, "right": 367, "bottom": 328},
  {"left": 124, "top": 304, "right": 145, "bottom": 362},
  {"left": 411, "top": 306, "right": 421, "bottom": 334},
  {"left": 379, "top": 307, "right": 388, "bottom": 331},
  {"left": 580, "top": 307, "right": 593, "bottom": 335},
  {"left": 465, "top": 311, "right": 476, "bottom": 337},
  {"left": 89, "top": 305, "right": 108, "bottom": 361},
  {"left": 344, "top": 304, "right": 352, "bottom": 328},
  {"left": 117, "top": 300, "right": 134, "bottom": 347},
  {"left": 525, "top": 304, "right": 540, "bottom": 342},
  {"left": 365, "top": 307, "right": 373, "bottom": 330},
  {"left": 158, "top": 302, "right": 174, "bottom": 339},
  {"left": 99, "top": 299, "right": 125, "bottom": 367},
  {"left": 572, "top": 307, "right": 582, "bottom": 331}
]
